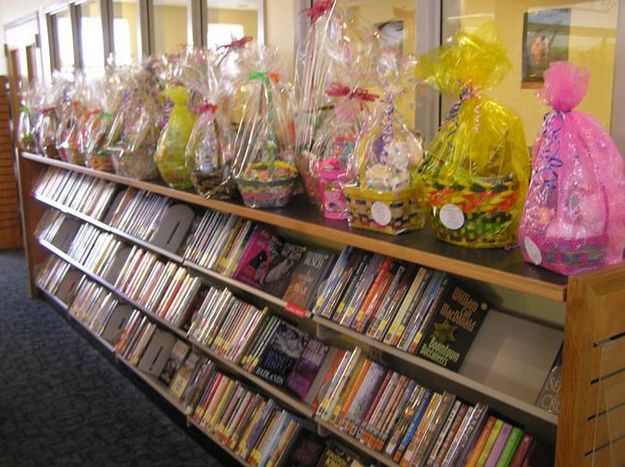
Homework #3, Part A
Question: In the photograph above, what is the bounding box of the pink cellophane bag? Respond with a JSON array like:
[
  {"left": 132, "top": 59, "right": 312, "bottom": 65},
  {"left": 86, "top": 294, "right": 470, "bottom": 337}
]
[{"left": 518, "top": 61, "right": 625, "bottom": 275}]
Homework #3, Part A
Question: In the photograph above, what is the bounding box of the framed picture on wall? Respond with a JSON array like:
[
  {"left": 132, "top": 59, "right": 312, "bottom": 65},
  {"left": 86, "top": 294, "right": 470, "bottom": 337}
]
[{"left": 521, "top": 8, "right": 571, "bottom": 87}]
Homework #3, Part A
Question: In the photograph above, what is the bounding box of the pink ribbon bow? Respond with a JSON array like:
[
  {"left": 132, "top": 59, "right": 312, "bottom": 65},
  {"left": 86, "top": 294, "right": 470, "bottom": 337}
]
[{"left": 302, "top": 0, "right": 334, "bottom": 24}]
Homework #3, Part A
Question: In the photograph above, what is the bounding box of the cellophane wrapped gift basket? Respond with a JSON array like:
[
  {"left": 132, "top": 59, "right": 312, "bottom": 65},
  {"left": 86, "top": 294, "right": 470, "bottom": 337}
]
[
  {"left": 216, "top": 36, "right": 255, "bottom": 127},
  {"left": 343, "top": 49, "right": 425, "bottom": 235},
  {"left": 233, "top": 46, "right": 298, "bottom": 209},
  {"left": 294, "top": 0, "right": 377, "bottom": 207},
  {"left": 104, "top": 63, "right": 163, "bottom": 180},
  {"left": 56, "top": 74, "right": 89, "bottom": 165},
  {"left": 82, "top": 63, "right": 126, "bottom": 172},
  {"left": 154, "top": 50, "right": 200, "bottom": 190},
  {"left": 308, "top": 83, "right": 377, "bottom": 220},
  {"left": 416, "top": 26, "right": 529, "bottom": 248},
  {"left": 518, "top": 62, "right": 625, "bottom": 275},
  {"left": 16, "top": 80, "right": 40, "bottom": 152},
  {"left": 36, "top": 75, "right": 65, "bottom": 160},
  {"left": 185, "top": 51, "right": 237, "bottom": 199}
]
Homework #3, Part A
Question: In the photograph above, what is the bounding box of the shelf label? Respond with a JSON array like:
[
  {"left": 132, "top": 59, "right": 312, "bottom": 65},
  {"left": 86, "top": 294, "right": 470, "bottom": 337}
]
[{"left": 285, "top": 302, "right": 308, "bottom": 318}]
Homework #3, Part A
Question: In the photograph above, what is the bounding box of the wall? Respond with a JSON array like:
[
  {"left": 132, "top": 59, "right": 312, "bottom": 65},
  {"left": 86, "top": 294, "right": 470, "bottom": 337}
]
[
  {"left": 113, "top": 1, "right": 139, "bottom": 63},
  {"left": 153, "top": 4, "right": 187, "bottom": 54},
  {"left": 206, "top": 8, "right": 258, "bottom": 39},
  {"left": 454, "top": 0, "right": 618, "bottom": 140}
]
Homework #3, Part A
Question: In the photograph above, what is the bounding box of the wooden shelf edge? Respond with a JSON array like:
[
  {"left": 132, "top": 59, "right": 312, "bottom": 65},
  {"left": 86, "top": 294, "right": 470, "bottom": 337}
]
[
  {"left": 188, "top": 338, "right": 314, "bottom": 419},
  {"left": 23, "top": 152, "right": 567, "bottom": 302},
  {"left": 313, "top": 315, "right": 559, "bottom": 429},
  {"left": 316, "top": 418, "right": 398, "bottom": 467}
]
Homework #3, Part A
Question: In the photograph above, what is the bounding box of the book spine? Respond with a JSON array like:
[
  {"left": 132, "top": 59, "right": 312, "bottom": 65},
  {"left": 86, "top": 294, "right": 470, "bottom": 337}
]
[
  {"left": 509, "top": 433, "right": 533, "bottom": 467},
  {"left": 495, "top": 427, "right": 524, "bottom": 467}
]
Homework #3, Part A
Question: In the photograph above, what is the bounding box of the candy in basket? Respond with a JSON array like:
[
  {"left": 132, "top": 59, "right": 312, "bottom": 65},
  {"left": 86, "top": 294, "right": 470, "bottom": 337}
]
[
  {"left": 185, "top": 52, "right": 236, "bottom": 199},
  {"left": 343, "top": 50, "right": 425, "bottom": 235},
  {"left": 308, "top": 83, "right": 377, "bottom": 220},
  {"left": 416, "top": 26, "right": 530, "bottom": 248},
  {"left": 518, "top": 62, "right": 625, "bottom": 275},
  {"left": 233, "top": 48, "right": 298, "bottom": 209},
  {"left": 16, "top": 80, "right": 40, "bottom": 152},
  {"left": 56, "top": 74, "right": 90, "bottom": 165}
]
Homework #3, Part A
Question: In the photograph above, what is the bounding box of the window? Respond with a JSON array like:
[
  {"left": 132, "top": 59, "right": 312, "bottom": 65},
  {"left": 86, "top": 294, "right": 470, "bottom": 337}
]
[
  {"left": 206, "top": 0, "right": 259, "bottom": 47},
  {"left": 79, "top": 0, "right": 105, "bottom": 77},
  {"left": 54, "top": 8, "right": 75, "bottom": 72},
  {"left": 112, "top": 0, "right": 139, "bottom": 64}
]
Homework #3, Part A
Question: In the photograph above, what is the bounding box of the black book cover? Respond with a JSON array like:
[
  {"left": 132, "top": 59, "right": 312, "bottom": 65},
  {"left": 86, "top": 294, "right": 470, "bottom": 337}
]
[
  {"left": 282, "top": 248, "right": 336, "bottom": 309},
  {"left": 535, "top": 344, "right": 562, "bottom": 415},
  {"left": 279, "top": 429, "right": 326, "bottom": 467},
  {"left": 416, "top": 279, "right": 489, "bottom": 371},
  {"left": 254, "top": 321, "right": 309, "bottom": 387},
  {"left": 261, "top": 242, "right": 308, "bottom": 297},
  {"left": 315, "top": 441, "right": 362, "bottom": 467}
]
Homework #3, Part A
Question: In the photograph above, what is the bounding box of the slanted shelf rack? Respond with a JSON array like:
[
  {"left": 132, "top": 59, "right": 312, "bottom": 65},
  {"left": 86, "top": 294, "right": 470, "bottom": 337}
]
[{"left": 17, "top": 151, "right": 625, "bottom": 466}]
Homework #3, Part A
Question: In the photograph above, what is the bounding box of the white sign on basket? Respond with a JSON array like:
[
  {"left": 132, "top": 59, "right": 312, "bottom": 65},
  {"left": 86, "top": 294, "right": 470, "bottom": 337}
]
[
  {"left": 439, "top": 204, "right": 465, "bottom": 230},
  {"left": 371, "top": 202, "right": 392, "bottom": 226},
  {"left": 524, "top": 237, "right": 543, "bottom": 265}
]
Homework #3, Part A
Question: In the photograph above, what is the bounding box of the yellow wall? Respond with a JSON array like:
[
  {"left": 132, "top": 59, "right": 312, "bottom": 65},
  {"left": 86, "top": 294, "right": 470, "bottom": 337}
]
[
  {"left": 207, "top": 8, "right": 258, "bottom": 39},
  {"left": 153, "top": 4, "right": 188, "bottom": 54},
  {"left": 455, "top": 0, "right": 618, "bottom": 140},
  {"left": 265, "top": 0, "right": 296, "bottom": 77}
]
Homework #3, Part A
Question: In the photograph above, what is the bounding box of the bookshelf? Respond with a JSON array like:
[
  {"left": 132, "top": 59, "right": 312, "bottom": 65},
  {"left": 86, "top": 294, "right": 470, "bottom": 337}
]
[{"left": 17, "top": 151, "right": 625, "bottom": 466}]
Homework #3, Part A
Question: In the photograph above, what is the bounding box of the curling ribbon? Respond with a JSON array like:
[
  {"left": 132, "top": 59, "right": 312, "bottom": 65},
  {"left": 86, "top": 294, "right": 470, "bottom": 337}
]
[{"left": 303, "top": 0, "right": 334, "bottom": 24}]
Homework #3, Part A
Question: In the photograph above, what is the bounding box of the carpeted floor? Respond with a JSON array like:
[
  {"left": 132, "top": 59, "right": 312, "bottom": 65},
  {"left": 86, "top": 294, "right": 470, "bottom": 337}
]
[{"left": 0, "top": 249, "right": 226, "bottom": 466}]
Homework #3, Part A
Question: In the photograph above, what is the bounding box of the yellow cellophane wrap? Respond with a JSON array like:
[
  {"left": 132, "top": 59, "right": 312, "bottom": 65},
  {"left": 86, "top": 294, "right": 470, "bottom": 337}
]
[{"left": 416, "top": 26, "right": 530, "bottom": 248}]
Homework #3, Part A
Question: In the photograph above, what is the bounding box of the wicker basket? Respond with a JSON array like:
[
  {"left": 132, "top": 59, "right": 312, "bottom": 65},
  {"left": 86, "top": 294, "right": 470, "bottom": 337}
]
[
  {"left": 344, "top": 185, "right": 424, "bottom": 235},
  {"left": 425, "top": 174, "right": 521, "bottom": 248}
]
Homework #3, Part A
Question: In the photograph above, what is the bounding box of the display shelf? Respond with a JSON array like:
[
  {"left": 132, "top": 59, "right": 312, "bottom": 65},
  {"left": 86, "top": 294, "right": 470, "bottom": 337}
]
[
  {"left": 37, "top": 239, "right": 189, "bottom": 341},
  {"left": 23, "top": 152, "right": 567, "bottom": 302},
  {"left": 187, "top": 418, "right": 250, "bottom": 467},
  {"left": 316, "top": 418, "right": 399, "bottom": 467},
  {"left": 35, "top": 168, "right": 557, "bottom": 440},
  {"left": 34, "top": 195, "right": 304, "bottom": 319},
  {"left": 189, "top": 337, "right": 314, "bottom": 419}
]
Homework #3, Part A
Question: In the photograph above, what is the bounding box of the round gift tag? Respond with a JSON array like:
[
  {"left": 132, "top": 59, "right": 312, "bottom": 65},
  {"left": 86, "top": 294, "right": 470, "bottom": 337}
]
[
  {"left": 439, "top": 204, "right": 465, "bottom": 230},
  {"left": 524, "top": 237, "right": 543, "bottom": 265},
  {"left": 371, "top": 202, "right": 392, "bottom": 226}
]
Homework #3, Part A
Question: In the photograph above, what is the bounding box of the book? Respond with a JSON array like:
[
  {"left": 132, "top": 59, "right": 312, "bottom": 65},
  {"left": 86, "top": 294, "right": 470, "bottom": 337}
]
[
  {"left": 476, "top": 418, "right": 504, "bottom": 467},
  {"left": 495, "top": 426, "right": 524, "bottom": 467},
  {"left": 429, "top": 402, "right": 469, "bottom": 466},
  {"left": 417, "top": 279, "right": 489, "bottom": 371},
  {"left": 392, "top": 388, "right": 433, "bottom": 462},
  {"left": 282, "top": 247, "right": 335, "bottom": 311},
  {"left": 535, "top": 345, "right": 562, "bottom": 415},
  {"left": 286, "top": 338, "right": 330, "bottom": 400},
  {"left": 316, "top": 441, "right": 363, "bottom": 467},
  {"left": 261, "top": 242, "right": 307, "bottom": 297},
  {"left": 278, "top": 428, "right": 325, "bottom": 467},
  {"left": 509, "top": 433, "right": 534, "bottom": 467},
  {"left": 159, "top": 340, "right": 190, "bottom": 385},
  {"left": 233, "top": 226, "right": 283, "bottom": 288},
  {"left": 254, "top": 320, "right": 309, "bottom": 387},
  {"left": 465, "top": 416, "right": 497, "bottom": 467},
  {"left": 170, "top": 352, "right": 202, "bottom": 399},
  {"left": 485, "top": 422, "right": 512, "bottom": 467}
]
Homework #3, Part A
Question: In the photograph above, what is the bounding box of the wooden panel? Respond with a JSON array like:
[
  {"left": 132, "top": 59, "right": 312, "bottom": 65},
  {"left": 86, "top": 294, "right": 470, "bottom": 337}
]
[
  {"left": 0, "top": 226, "right": 22, "bottom": 249},
  {"left": 591, "top": 335, "right": 625, "bottom": 381},
  {"left": 585, "top": 403, "right": 625, "bottom": 453},
  {"left": 583, "top": 435, "right": 625, "bottom": 467},
  {"left": 20, "top": 152, "right": 569, "bottom": 302},
  {"left": 557, "top": 276, "right": 598, "bottom": 466},
  {"left": 587, "top": 371, "right": 625, "bottom": 419}
]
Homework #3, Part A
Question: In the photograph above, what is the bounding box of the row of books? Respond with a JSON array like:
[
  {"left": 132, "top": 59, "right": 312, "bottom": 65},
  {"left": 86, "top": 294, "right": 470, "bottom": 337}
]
[
  {"left": 37, "top": 260, "right": 367, "bottom": 467},
  {"left": 36, "top": 169, "right": 489, "bottom": 376},
  {"left": 181, "top": 212, "right": 335, "bottom": 310},
  {"left": 315, "top": 346, "right": 548, "bottom": 467},
  {"left": 313, "top": 247, "right": 489, "bottom": 371},
  {"left": 188, "top": 287, "right": 268, "bottom": 363},
  {"left": 105, "top": 187, "right": 172, "bottom": 241},
  {"left": 34, "top": 167, "right": 116, "bottom": 221},
  {"left": 35, "top": 255, "right": 72, "bottom": 301}
]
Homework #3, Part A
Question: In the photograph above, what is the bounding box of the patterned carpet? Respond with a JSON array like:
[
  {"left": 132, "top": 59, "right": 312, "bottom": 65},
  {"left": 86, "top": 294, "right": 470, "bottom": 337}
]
[{"left": 0, "top": 249, "right": 226, "bottom": 467}]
